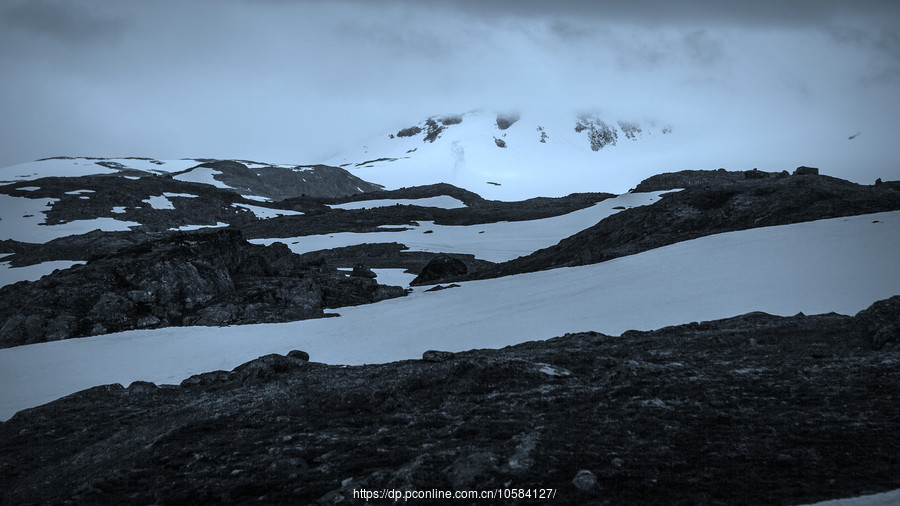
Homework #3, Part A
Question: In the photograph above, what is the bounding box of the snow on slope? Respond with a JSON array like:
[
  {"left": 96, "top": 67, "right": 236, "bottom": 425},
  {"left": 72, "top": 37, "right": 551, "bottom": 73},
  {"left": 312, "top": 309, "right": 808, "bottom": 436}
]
[
  {"left": 0, "top": 194, "right": 140, "bottom": 243},
  {"left": 2, "top": 210, "right": 898, "bottom": 420},
  {"left": 0, "top": 260, "right": 84, "bottom": 288},
  {"left": 252, "top": 190, "right": 668, "bottom": 262},
  {"left": 800, "top": 489, "right": 900, "bottom": 506},
  {"left": 326, "top": 110, "right": 679, "bottom": 200},
  {"left": 329, "top": 195, "right": 467, "bottom": 210},
  {"left": 0, "top": 158, "right": 200, "bottom": 182}
]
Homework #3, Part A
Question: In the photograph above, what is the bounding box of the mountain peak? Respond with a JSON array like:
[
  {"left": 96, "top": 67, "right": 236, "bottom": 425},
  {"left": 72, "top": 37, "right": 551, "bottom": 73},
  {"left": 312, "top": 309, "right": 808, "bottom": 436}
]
[{"left": 327, "top": 109, "right": 675, "bottom": 200}]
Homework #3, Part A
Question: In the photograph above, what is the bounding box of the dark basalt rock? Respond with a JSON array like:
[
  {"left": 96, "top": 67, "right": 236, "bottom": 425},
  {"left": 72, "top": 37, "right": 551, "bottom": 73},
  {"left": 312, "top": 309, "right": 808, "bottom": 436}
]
[
  {"left": 0, "top": 228, "right": 406, "bottom": 348},
  {"left": 2, "top": 300, "right": 899, "bottom": 505},
  {"left": 411, "top": 255, "right": 468, "bottom": 285}
]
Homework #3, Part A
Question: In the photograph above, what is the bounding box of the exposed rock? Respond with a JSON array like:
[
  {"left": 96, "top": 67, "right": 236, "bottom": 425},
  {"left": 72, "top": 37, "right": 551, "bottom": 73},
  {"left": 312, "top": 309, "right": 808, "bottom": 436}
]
[
  {"left": 469, "top": 172, "right": 900, "bottom": 281},
  {"left": 422, "top": 350, "right": 455, "bottom": 363},
  {"left": 5, "top": 302, "right": 899, "bottom": 505},
  {"left": 424, "top": 283, "right": 460, "bottom": 292},
  {"left": 854, "top": 295, "right": 900, "bottom": 348},
  {"left": 411, "top": 255, "right": 468, "bottom": 285},
  {"left": 349, "top": 263, "right": 376, "bottom": 278},
  {"left": 794, "top": 165, "right": 820, "bottom": 176},
  {"left": 0, "top": 229, "right": 406, "bottom": 348},
  {"left": 288, "top": 350, "right": 310, "bottom": 361},
  {"left": 496, "top": 113, "right": 520, "bottom": 130},
  {"left": 572, "top": 470, "right": 597, "bottom": 491}
]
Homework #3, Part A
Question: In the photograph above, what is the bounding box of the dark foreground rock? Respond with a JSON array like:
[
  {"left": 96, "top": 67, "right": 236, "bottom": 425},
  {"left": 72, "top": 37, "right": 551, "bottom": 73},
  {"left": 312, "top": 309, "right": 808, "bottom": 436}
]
[
  {"left": 0, "top": 228, "right": 407, "bottom": 348},
  {"left": 1, "top": 297, "right": 898, "bottom": 505}
]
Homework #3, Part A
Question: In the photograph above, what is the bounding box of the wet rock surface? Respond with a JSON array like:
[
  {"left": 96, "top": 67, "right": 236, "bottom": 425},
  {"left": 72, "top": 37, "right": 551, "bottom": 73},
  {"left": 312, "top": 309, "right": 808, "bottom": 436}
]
[
  {"left": 2, "top": 300, "right": 898, "bottom": 505},
  {"left": 0, "top": 228, "right": 407, "bottom": 348}
]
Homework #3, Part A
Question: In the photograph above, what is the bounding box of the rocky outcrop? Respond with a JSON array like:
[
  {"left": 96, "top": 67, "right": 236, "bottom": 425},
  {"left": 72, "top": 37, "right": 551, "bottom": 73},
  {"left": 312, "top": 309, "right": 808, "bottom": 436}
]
[
  {"left": 460, "top": 172, "right": 900, "bottom": 282},
  {"left": 410, "top": 255, "right": 468, "bottom": 285},
  {"left": 0, "top": 228, "right": 407, "bottom": 348},
  {"left": 2, "top": 299, "right": 899, "bottom": 505}
]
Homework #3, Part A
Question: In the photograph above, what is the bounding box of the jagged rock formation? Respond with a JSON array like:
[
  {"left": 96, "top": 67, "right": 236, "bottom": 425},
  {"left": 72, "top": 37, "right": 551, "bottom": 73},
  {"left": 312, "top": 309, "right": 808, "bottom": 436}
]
[
  {"left": 1, "top": 299, "right": 898, "bottom": 505},
  {"left": 0, "top": 228, "right": 407, "bottom": 347}
]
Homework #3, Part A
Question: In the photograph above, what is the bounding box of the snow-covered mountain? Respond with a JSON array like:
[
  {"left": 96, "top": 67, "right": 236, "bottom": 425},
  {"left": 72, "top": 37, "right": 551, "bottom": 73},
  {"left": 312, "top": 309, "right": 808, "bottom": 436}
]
[
  {"left": 327, "top": 110, "right": 676, "bottom": 200},
  {"left": 1, "top": 138, "right": 899, "bottom": 503}
]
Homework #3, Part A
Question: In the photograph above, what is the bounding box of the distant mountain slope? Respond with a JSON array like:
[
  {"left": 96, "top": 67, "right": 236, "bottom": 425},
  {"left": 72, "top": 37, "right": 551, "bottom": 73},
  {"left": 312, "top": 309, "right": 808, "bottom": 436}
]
[{"left": 326, "top": 110, "right": 676, "bottom": 200}]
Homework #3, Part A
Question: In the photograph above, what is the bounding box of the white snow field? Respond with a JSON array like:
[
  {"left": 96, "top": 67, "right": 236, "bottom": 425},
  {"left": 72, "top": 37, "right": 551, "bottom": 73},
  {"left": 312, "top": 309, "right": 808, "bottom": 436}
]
[
  {"left": 326, "top": 110, "right": 683, "bottom": 200},
  {"left": 0, "top": 260, "right": 83, "bottom": 288},
  {"left": 172, "top": 166, "right": 232, "bottom": 189},
  {"left": 251, "top": 190, "right": 669, "bottom": 262},
  {"left": 800, "top": 489, "right": 900, "bottom": 506},
  {"left": 0, "top": 158, "right": 200, "bottom": 182},
  {"left": 0, "top": 194, "right": 141, "bottom": 243},
  {"left": 328, "top": 196, "right": 467, "bottom": 210},
  {"left": 232, "top": 203, "right": 303, "bottom": 219},
  {"left": 1, "top": 210, "right": 898, "bottom": 420}
]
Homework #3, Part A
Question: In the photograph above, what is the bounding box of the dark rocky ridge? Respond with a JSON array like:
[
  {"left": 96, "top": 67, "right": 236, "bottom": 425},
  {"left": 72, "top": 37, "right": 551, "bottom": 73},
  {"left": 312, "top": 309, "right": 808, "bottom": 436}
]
[
  {"left": 179, "top": 161, "right": 384, "bottom": 200},
  {"left": 293, "top": 242, "right": 494, "bottom": 276},
  {"left": 0, "top": 228, "right": 407, "bottom": 348},
  {"left": 433, "top": 171, "right": 900, "bottom": 283},
  {"left": 1, "top": 297, "right": 898, "bottom": 505},
  {"left": 241, "top": 187, "right": 613, "bottom": 239}
]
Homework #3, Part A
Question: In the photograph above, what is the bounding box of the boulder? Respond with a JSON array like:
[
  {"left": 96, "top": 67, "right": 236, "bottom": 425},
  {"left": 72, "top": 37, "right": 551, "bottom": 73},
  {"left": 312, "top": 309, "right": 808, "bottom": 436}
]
[
  {"left": 794, "top": 166, "right": 819, "bottom": 176},
  {"left": 411, "top": 255, "right": 468, "bottom": 285}
]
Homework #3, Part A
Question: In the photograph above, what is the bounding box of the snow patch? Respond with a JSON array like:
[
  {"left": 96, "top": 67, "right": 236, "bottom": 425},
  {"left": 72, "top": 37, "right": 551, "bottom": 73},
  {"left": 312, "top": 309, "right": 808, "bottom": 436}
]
[
  {"left": 330, "top": 196, "right": 467, "bottom": 210},
  {"left": 168, "top": 222, "right": 230, "bottom": 231},
  {"left": 0, "top": 260, "right": 83, "bottom": 288},
  {"left": 173, "top": 167, "right": 232, "bottom": 189},
  {"left": 232, "top": 203, "right": 303, "bottom": 219}
]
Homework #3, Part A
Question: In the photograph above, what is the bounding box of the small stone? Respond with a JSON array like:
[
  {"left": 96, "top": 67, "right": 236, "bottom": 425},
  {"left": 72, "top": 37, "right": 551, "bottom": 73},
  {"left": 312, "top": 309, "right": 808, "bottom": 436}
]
[
  {"left": 572, "top": 469, "right": 597, "bottom": 491},
  {"left": 288, "top": 350, "right": 310, "bottom": 361}
]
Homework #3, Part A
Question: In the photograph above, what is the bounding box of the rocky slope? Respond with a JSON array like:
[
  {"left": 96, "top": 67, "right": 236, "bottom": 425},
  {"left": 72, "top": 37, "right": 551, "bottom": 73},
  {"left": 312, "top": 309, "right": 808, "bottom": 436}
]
[
  {"left": 0, "top": 228, "right": 407, "bottom": 348},
  {"left": 422, "top": 170, "right": 900, "bottom": 283},
  {"left": 1, "top": 297, "right": 897, "bottom": 505}
]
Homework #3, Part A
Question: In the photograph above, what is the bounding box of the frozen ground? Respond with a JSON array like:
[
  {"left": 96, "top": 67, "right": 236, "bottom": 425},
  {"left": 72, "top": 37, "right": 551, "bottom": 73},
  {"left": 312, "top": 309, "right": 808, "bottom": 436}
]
[
  {"left": 1, "top": 210, "right": 898, "bottom": 420},
  {"left": 252, "top": 190, "right": 669, "bottom": 262}
]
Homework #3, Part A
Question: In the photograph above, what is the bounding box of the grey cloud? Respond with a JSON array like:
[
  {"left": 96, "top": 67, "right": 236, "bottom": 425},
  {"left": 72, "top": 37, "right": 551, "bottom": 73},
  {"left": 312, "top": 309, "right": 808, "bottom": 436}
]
[
  {"left": 683, "top": 31, "right": 723, "bottom": 66},
  {"left": 0, "top": 0, "right": 125, "bottom": 44}
]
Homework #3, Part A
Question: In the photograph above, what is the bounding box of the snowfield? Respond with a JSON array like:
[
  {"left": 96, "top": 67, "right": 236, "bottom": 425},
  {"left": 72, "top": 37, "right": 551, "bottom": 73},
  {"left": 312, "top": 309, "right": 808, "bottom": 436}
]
[
  {"left": 1, "top": 210, "right": 898, "bottom": 420},
  {"left": 328, "top": 195, "right": 467, "bottom": 210},
  {"left": 0, "top": 194, "right": 141, "bottom": 243},
  {"left": 326, "top": 110, "right": 682, "bottom": 200},
  {"left": 252, "top": 190, "right": 669, "bottom": 262},
  {"left": 0, "top": 260, "right": 84, "bottom": 288},
  {"left": 0, "top": 158, "right": 200, "bottom": 182}
]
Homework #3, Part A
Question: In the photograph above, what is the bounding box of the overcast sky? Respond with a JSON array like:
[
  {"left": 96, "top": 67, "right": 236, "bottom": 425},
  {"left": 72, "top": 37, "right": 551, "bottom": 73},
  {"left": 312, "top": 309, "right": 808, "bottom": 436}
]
[{"left": 1, "top": 0, "right": 899, "bottom": 183}]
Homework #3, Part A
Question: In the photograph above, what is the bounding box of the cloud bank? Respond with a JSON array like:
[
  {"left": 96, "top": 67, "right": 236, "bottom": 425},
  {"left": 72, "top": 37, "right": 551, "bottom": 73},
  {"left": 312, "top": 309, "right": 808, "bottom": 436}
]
[{"left": 1, "top": 0, "right": 898, "bottom": 185}]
